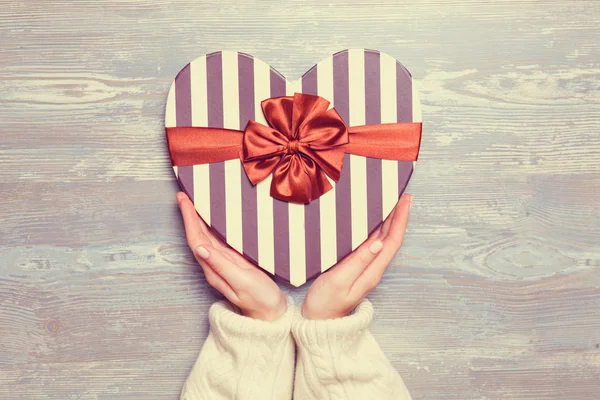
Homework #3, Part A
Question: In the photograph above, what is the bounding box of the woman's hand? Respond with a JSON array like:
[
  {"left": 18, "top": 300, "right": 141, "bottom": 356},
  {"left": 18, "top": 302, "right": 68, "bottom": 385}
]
[
  {"left": 302, "top": 194, "right": 412, "bottom": 320},
  {"left": 177, "top": 192, "right": 287, "bottom": 321}
]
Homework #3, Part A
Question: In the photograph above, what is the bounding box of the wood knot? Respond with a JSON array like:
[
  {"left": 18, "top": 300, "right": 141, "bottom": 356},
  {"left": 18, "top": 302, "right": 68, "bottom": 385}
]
[{"left": 45, "top": 318, "right": 60, "bottom": 334}]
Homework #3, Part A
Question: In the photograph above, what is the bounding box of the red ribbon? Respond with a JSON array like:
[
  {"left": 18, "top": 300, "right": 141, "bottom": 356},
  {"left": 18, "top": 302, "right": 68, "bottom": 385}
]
[{"left": 166, "top": 93, "right": 421, "bottom": 204}]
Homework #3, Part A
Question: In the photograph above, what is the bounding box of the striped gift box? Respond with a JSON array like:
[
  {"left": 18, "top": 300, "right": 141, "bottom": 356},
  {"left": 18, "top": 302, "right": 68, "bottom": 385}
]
[{"left": 165, "top": 49, "right": 421, "bottom": 287}]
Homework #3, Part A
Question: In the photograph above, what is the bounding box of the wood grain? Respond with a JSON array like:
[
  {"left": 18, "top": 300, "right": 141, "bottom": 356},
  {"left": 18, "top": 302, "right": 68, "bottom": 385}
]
[{"left": 1, "top": 0, "right": 599, "bottom": 398}]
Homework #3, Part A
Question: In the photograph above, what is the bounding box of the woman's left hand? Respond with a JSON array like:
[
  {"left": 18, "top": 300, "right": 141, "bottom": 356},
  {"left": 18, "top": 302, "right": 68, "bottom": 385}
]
[
  {"left": 177, "top": 192, "right": 287, "bottom": 321},
  {"left": 302, "top": 194, "right": 412, "bottom": 320}
]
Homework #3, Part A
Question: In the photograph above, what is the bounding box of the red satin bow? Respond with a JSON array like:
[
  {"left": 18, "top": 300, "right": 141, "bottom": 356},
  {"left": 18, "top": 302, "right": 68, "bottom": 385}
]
[
  {"left": 242, "top": 93, "right": 349, "bottom": 203},
  {"left": 166, "top": 93, "right": 422, "bottom": 204}
]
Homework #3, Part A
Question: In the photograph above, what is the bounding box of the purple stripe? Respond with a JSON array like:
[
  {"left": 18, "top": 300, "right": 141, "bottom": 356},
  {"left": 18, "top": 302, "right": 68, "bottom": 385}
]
[
  {"left": 333, "top": 51, "right": 352, "bottom": 260},
  {"left": 175, "top": 63, "right": 194, "bottom": 203},
  {"left": 365, "top": 51, "right": 381, "bottom": 121},
  {"left": 396, "top": 61, "right": 414, "bottom": 196},
  {"left": 238, "top": 53, "right": 259, "bottom": 264},
  {"left": 206, "top": 52, "right": 227, "bottom": 240},
  {"left": 177, "top": 166, "right": 194, "bottom": 203},
  {"left": 270, "top": 69, "right": 290, "bottom": 282},
  {"left": 270, "top": 69, "right": 286, "bottom": 100},
  {"left": 396, "top": 62, "right": 412, "bottom": 122},
  {"left": 302, "top": 68, "right": 321, "bottom": 281},
  {"left": 364, "top": 50, "right": 383, "bottom": 234},
  {"left": 175, "top": 64, "right": 192, "bottom": 126},
  {"left": 302, "top": 66, "right": 318, "bottom": 96},
  {"left": 333, "top": 52, "right": 350, "bottom": 124},
  {"left": 398, "top": 162, "right": 414, "bottom": 196}
]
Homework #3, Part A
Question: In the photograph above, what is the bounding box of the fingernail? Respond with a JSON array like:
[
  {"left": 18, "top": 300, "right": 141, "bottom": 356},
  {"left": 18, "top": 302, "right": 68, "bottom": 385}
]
[
  {"left": 195, "top": 245, "right": 209, "bottom": 259},
  {"left": 407, "top": 194, "right": 413, "bottom": 210},
  {"left": 369, "top": 240, "right": 384, "bottom": 254}
]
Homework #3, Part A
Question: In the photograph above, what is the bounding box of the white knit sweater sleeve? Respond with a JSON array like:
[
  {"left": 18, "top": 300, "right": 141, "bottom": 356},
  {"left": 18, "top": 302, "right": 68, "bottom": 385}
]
[
  {"left": 180, "top": 300, "right": 295, "bottom": 400},
  {"left": 291, "top": 300, "right": 412, "bottom": 400}
]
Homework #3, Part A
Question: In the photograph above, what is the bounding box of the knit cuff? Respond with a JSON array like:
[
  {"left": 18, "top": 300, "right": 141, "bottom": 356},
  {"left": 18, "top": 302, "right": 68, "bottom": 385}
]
[
  {"left": 209, "top": 297, "right": 295, "bottom": 342},
  {"left": 291, "top": 299, "right": 374, "bottom": 349}
]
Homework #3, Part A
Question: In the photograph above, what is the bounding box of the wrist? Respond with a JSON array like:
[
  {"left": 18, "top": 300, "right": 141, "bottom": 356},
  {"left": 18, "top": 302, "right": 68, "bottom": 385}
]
[{"left": 243, "top": 297, "right": 288, "bottom": 321}]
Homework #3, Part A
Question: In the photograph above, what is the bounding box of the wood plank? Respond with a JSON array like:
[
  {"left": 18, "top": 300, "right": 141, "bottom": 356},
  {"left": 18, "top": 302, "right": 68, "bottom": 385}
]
[{"left": 1, "top": 0, "right": 599, "bottom": 398}]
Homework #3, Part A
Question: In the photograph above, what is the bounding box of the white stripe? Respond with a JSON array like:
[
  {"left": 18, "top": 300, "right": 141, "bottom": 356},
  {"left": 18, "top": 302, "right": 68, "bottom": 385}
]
[
  {"left": 166, "top": 83, "right": 178, "bottom": 178},
  {"left": 348, "top": 49, "right": 368, "bottom": 250},
  {"left": 222, "top": 51, "right": 243, "bottom": 253},
  {"left": 316, "top": 56, "right": 337, "bottom": 272},
  {"left": 190, "top": 56, "right": 211, "bottom": 224},
  {"left": 254, "top": 59, "right": 275, "bottom": 274},
  {"left": 380, "top": 53, "right": 399, "bottom": 220},
  {"left": 192, "top": 165, "right": 211, "bottom": 224},
  {"left": 191, "top": 56, "right": 209, "bottom": 127},
  {"left": 165, "top": 82, "right": 177, "bottom": 128},
  {"left": 287, "top": 79, "right": 306, "bottom": 286}
]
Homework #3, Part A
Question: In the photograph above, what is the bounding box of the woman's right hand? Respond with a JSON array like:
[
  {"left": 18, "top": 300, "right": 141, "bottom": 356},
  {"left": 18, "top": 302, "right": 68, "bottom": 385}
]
[
  {"left": 302, "top": 194, "right": 412, "bottom": 320},
  {"left": 177, "top": 192, "right": 287, "bottom": 321}
]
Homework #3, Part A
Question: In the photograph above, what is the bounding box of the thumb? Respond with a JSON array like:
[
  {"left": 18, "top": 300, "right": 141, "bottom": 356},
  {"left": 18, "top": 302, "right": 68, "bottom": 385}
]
[
  {"left": 351, "top": 194, "right": 412, "bottom": 294},
  {"left": 329, "top": 227, "right": 385, "bottom": 288}
]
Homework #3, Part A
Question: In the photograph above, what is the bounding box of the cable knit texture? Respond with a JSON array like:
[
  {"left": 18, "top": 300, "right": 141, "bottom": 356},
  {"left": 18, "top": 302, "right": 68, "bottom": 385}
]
[
  {"left": 180, "top": 299, "right": 295, "bottom": 400},
  {"left": 292, "top": 300, "right": 412, "bottom": 400},
  {"left": 181, "top": 299, "right": 411, "bottom": 400}
]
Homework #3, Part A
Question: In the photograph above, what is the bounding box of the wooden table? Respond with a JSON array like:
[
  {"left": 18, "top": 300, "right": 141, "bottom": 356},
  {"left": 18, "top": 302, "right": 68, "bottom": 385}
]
[{"left": 1, "top": 1, "right": 599, "bottom": 398}]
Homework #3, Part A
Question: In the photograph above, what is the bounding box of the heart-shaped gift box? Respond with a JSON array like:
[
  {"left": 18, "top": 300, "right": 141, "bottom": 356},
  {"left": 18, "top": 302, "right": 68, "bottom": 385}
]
[{"left": 165, "top": 49, "right": 422, "bottom": 286}]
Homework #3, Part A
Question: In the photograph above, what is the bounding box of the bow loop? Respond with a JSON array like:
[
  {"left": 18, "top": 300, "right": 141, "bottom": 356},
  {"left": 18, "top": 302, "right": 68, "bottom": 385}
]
[
  {"left": 261, "top": 96, "right": 294, "bottom": 137},
  {"left": 242, "top": 93, "right": 349, "bottom": 203}
]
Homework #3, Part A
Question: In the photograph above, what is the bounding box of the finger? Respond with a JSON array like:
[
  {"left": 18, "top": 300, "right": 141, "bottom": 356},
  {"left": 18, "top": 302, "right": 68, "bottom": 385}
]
[
  {"left": 196, "top": 215, "right": 260, "bottom": 267},
  {"left": 351, "top": 194, "right": 412, "bottom": 294},
  {"left": 195, "top": 244, "right": 251, "bottom": 293},
  {"left": 383, "top": 193, "right": 412, "bottom": 248},
  {"left": 198, "top": 261, "right": 240, "bottom": 303},
  {"left": 193, "top": 210, "right": 239, "bottom": 263},
  {"left": 328, "top": 212, "right": 391, "bottom": 287},
  {"left": 194, "top": 208, "right": 231, "bottom": 251},
  {"left": 327, "top": 197, "right": 401, "bottom": 286},
  {"left": 177, "top": 193, "right": 255, "bottom": 267},
  {"left": 176, "top": 193, "right": 243, "bottom": 302},
  {"left": 176, "top": 192, "right": 234, "bottom": 260},
  {"left": 177, "top": 192, "right": 213, "bottom": 250},
  {"left": 337, "top": 198, "right": 398, "bottom": 269},
  {"left": 379, "top": 199, "right": 399, "bottom": 239},
  {"left": 184, "top": 196, "right": 242, "bottom": 263},
  {"left": 177, "top": 193, "right": 241, "bottom": 294},
  {"left": 177, "top": 192, "right": 226, "bottom": 251}
]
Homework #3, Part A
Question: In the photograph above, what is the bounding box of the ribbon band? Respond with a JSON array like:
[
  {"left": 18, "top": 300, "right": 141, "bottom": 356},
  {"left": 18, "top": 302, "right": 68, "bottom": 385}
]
[
  {"left": 166, "top": 122, "right": 422, "bottom": 166},
  {"left": 166, "top": 93, "right": 421, "bottom": 203}
]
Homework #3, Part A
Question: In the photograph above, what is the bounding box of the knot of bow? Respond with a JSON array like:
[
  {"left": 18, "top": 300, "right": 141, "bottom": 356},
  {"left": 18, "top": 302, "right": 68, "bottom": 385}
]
[{"left": 241, "top": 93, "right": 349, "bottom": 203}]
